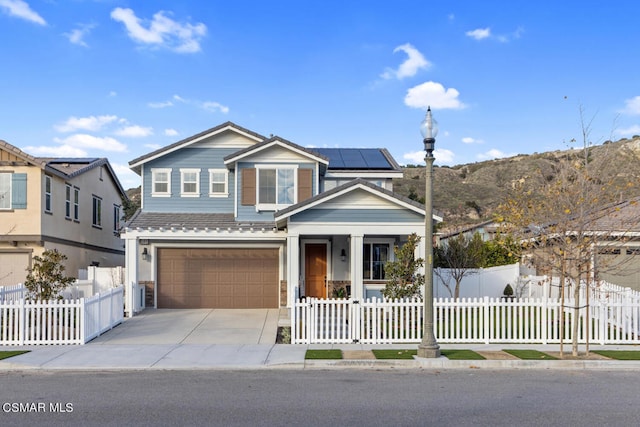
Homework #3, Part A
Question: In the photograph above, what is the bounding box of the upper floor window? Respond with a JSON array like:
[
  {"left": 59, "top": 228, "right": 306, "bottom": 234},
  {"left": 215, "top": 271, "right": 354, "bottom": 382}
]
[
  {"left": 73, "top": 187, "right": 79, "bottom": 221},
  {"left": 257, "top": 166, "right": 296, "bottom": 210},
  {"left": 0, "top": 173, "right": 11, "bottom": 210},
  {"left": 151, "top": 168, "right": 171, "bottom": 197},
  {"left": 113, "top": 204, "right": 121, "bottom": 235},
  {"left": 65, "top": 184, "right": 72, "bottom": 219},
  {"left": 180, "top": 168, "right": 200, "bottom": 197},
  {"left": 209, "top": 169, "right": 228, "bottom": 197},
  {"left": 92, "top": 195, "right": 102, "bottom": 228},
  {"left": 0, "top": 172, "right": 26, "bottom": 210},
  {"left": 44, "top": 176, "right": 52, "bottom": 213}
]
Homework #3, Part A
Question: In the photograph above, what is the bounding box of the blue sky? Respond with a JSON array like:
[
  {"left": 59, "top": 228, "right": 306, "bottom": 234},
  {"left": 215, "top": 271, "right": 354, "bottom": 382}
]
[{"left": 1, "top": 1, "right": 640, "bottom": 190}]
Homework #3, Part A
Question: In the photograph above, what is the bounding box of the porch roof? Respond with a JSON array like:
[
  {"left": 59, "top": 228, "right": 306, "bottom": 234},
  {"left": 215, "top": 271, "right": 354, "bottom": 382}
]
[{"left": 125, "top": 211, "right": 276, "bottom": 231}]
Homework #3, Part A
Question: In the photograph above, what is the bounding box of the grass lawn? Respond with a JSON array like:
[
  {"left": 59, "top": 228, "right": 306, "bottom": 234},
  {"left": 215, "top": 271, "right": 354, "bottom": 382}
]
[
  {"left": 0, "top": 350, "right": 29, "bottom": 360},
  {"left": 591, "top": 350, "right": 640, "bottom": 360},
  {"left": 372, "top": 349, "right": 417, "bottom": 359},
  {"left": 503, "top": 349, "right": 557, "bottom": 360},
  {"left": 305, "top": 349, "right": 343, "bottom": 360}
]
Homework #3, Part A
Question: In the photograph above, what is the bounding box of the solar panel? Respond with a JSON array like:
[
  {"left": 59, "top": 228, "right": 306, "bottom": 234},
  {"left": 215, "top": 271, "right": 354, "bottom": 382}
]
[{"left": 314, "top": 148, "right": 392, "bottom": 169}]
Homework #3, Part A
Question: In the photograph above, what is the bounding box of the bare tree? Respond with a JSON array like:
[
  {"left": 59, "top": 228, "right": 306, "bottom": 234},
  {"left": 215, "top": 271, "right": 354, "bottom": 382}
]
[
  {"left": 496, "top": 108, "right": 640, "bottom": 357},
  {"left": 434, "top": 233, "right": 485, "bottom": 299}
]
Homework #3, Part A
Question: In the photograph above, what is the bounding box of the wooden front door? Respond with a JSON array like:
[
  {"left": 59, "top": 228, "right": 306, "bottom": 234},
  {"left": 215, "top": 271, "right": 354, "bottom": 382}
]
[{"left": 305, "top": 243, "right": 327, "bottom": 298}]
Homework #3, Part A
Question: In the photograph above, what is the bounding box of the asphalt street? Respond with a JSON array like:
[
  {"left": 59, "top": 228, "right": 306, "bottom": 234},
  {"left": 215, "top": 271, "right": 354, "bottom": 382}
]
[{"left": 1, "top": 369, "right": 639, "bottom": 427}]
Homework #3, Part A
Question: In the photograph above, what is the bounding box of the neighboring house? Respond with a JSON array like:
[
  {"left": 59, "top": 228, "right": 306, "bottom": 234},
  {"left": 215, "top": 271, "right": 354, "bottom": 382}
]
[
  {"left": 0, "top": 140, "right": 127, "bottom": 286},
  {"left": 122, "top": 121, "right": 441, "bottom": 310},
  {"left": 437, "top": 220, "right": 498, "bottom": 245}
]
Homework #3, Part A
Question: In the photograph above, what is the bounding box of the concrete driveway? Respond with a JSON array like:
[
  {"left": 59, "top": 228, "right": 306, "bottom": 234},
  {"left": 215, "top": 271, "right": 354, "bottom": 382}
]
[{"left": 91, "top": 309, "right": 281, "bottom": 345}]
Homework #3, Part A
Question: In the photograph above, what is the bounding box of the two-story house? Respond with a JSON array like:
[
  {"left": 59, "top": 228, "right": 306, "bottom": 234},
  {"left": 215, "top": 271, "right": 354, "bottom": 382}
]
[
  {"left": 122, "top": 122, "right": 440, "bottom": 310},
  {"left": 0, "top": 140, "right": 127, "bottom": 286}
]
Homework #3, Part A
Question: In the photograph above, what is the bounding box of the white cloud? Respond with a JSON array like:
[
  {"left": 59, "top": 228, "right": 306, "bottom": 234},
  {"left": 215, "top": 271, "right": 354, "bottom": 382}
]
[
  {"left": 0, "top": 0, "right": 45, "bottom": 26},
  {"left": 65, "top": 23, "right": 95, "bottom": 47},
  {"left": 615, "top": 125, "right": 640, "bottom": 136},
  {"left": 622, "top": 96, "right": 640, "bottom": 115},
  {"left": 164, "top": 128, "right": 178, "bottom": 136},
  {"left": 403, "top": 148, "right": 455, "bottom": 165},
  {"left": 466, "top": 28, "right": 491, "bottom": 40},
  {"left": 23, "top": 145, "right": 87, "bottom": 157},
  {"left": 114, "top": 125, "right": 153, "bottom": 138},
  {"left": 144, "top": 143, "right": 162, "bottom": 150},
  {"left": 381, "top": 43, "right": 430, "bottom": 80},
  {"left": 110, "top": 7, "right": 207, "bottom": 53},
  {"left": 110, "top": 163, "right": 140, "bottom": 190},
  {"left": 55, "top": 115, "right": 118, "bottom": 133},
  {"left": 54, "top": 134, "right": 127, "bottom": 152},
  {"left": 202, "top": 101, "right": 229, "bottom": 114},
  {"left": 148, "top": 100, "right": 173, "bottom": 108},
  {"left": 108, "top": 91, "right": 117, "bottom": 97},
  {"left": 466, "top": 26, "right": 524, "bottom": 43},
  {"left": 404, "top": 81, "right": 466, "bottom": 110},
  {"left": 173, "top": 94, "right": 187, "bottom": 103},
  {"left": 477, "top": 149, "right": 516, "bottom": 160},
  {"left": 462, "top": 137, "right": 484, "bottom": 144},
  {"left": 403, "top": 151, "right": 426, "bottom": 165}
]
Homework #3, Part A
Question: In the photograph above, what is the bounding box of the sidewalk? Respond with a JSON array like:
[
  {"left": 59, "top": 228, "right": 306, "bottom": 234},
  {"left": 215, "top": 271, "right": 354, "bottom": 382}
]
[{"left": 2, "top": 342, "right": 640, "bottom": 371}]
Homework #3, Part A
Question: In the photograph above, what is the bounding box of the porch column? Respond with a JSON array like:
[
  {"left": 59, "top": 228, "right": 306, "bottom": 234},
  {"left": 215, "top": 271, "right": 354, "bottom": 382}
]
[
  {"left": 287, "top": 234, "right": 300, "bottom": 307},
  {"left": 124, "top": 237, "right": 139, "bottom": 318},
  {"left": 350, "top": 234, "right": 364, "bottom": 300}
]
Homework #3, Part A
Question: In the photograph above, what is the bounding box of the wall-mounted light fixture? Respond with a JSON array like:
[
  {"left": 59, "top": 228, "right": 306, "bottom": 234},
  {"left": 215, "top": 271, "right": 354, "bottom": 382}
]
[
  {"left": 142, "top": 247, "right": 149, "bottom": 261},
  {"left": 340, "top": 249, "right": 346, "bottom": 262}
]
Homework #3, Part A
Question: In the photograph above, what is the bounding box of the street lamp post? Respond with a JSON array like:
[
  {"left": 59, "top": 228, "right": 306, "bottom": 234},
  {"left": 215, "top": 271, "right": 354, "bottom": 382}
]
[{"left": 417, "top": 106, "right": 441, "bottom": 358}]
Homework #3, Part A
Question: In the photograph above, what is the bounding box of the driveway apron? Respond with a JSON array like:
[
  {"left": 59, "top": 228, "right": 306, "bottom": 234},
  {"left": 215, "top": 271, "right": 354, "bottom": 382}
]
[{"left": 90, "top": 308, "right": 280, "bottom": 345}]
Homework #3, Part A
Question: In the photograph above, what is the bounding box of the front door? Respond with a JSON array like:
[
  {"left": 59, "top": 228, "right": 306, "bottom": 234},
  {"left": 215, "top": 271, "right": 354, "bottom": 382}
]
[{"left": 305, "top": 243, "right": 327, "bottom": 298}]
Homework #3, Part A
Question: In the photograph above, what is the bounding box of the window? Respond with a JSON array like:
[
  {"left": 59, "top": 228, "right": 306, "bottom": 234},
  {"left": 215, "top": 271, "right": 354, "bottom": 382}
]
[
  {"left": 92, "top": 195, "right": 102, "bottom": 228},
  {"left": 73, "top": 187, "right": 79, "bottom": 221},
  {"left": 65, "top": 184, "right": 72, "bottom": 218},
  {"left": 180, "top": 168, "right": 200, "bottom": 197},
  {"left": 0, "top": 173, "right": 11, "bottom": 210},
  {"left": 257, "top": 167, "right": 296, "bottom": 209},
  {"left": 151, "top": 168, "right": 171, "bottom": 196},
  {"left": 209, "top": 169, "right": 228, "bottom": 197},
  {"left": 45, "top": 176, "right": 52, "bottom": 213},
  {"left": 113, "top": 204, "right": 121, "bottom": 234},
  {"left": 363, "top": 243, "right": 390, "bottom": 280}
]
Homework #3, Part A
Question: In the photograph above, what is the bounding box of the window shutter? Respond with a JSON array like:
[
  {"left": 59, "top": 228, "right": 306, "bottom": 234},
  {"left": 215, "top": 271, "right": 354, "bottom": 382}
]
[
  {"left": 298, "top": 169, "right": 312, "bottom": 202},
  {"left": 241, "top": 168, "right": 256, "bottom": 206},
  {"left": 12, "top": 173, "right": 27, "bottom": 209}
]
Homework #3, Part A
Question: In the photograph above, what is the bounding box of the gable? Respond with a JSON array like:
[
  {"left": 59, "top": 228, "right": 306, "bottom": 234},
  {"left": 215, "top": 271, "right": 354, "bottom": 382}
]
[
  {"left": 237, "top": 144, "right": 319, "bottom": 164},
  {"left": 187, "top": 129, "right": 259, "bottom": 149}
]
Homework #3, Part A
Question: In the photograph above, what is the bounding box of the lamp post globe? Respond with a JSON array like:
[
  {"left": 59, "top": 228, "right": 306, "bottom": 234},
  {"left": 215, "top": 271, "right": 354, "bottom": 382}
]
[{"left": 417, "top": 106, "right": 441, "bottom": 359}]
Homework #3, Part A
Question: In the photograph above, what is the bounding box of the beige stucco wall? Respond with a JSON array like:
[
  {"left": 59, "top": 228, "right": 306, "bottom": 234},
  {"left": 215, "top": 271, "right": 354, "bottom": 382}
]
[{"left": 0, "top": 165, "right": 42, "bottom": 236}]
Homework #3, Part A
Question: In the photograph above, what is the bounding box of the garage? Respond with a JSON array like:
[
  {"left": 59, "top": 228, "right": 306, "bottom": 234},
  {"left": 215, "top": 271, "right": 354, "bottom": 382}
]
[
  {"left": 157, "top": 248, "right": 279, "bottom": 309},
  {"left": 0, "top": 251, "right": 30, "bottom": 286}
]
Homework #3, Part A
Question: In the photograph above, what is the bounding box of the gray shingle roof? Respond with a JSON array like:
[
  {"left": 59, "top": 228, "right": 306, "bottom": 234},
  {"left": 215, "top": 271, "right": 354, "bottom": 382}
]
[{"left": 126, "top": 211, "right": 276, "bottom": 230}]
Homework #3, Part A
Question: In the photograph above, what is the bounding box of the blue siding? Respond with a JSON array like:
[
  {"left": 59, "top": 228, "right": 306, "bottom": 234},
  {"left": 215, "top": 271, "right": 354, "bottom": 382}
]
[
  {"left": 11, "top": 173, "right": 27, "bottom": 209},
  {"left": 143, "top": 148, "right": 236, "bottom": 213},
  {"left": 236, "top": 162, "right": 316, "bottom": 221},
  {"left": 290, "top": 208, "right": 423, "bottom": 223}
]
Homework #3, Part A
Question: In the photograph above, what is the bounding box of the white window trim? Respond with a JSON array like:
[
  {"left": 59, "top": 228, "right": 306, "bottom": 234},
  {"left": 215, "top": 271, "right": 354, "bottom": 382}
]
[
  {"left": 92, "top": 195, "right": 102, "bottom": 228},
  {"left": 363, "top": 238, "right": 395, "bottom": 281},
  {"left": 44, "top": 176, "right": 52, "bottom": 213},
  {"left": 0, "top": 172, "right": 11, "bottom": 210},
  {"left": 208, "top": 168, "right": 229, "bottom": 197},
  {"left": 64, "top": 183, "right": 72, "bottom": 219},
  {"left": 255, "top": 164, "right": 298, "bottom": 211},
  {"left": 151, "top": 168, "right": 172, "bottom": 197},
  {"left": 73, "top": 187, "right": 80, "bottom": 222},
  {"left": 180, "top": 168, "right": 201, "bottom": 198}
]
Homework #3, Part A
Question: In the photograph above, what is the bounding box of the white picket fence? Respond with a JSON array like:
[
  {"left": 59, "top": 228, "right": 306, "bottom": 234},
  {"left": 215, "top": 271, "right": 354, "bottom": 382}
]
[
  {"left": 0, "top": 286, "right": 124, "bottom": 345},
  {"left": 292, "top": 293, "right": 640, "bottom": 345}
]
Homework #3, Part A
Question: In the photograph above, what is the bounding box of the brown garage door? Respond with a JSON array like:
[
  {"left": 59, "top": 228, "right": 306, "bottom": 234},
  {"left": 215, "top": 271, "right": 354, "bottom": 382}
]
[{"left": 157, "top": 248, "right": 279, "bottom": 309}]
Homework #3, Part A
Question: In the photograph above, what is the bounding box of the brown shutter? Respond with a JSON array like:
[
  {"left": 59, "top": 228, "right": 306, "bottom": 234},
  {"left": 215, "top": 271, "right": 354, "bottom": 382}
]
[
  {"left": 242, "top": 168, "right": 256, "bottom": 206},
  {"left": 298, "top": 168, "right": 312, "bottom": 202}
]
